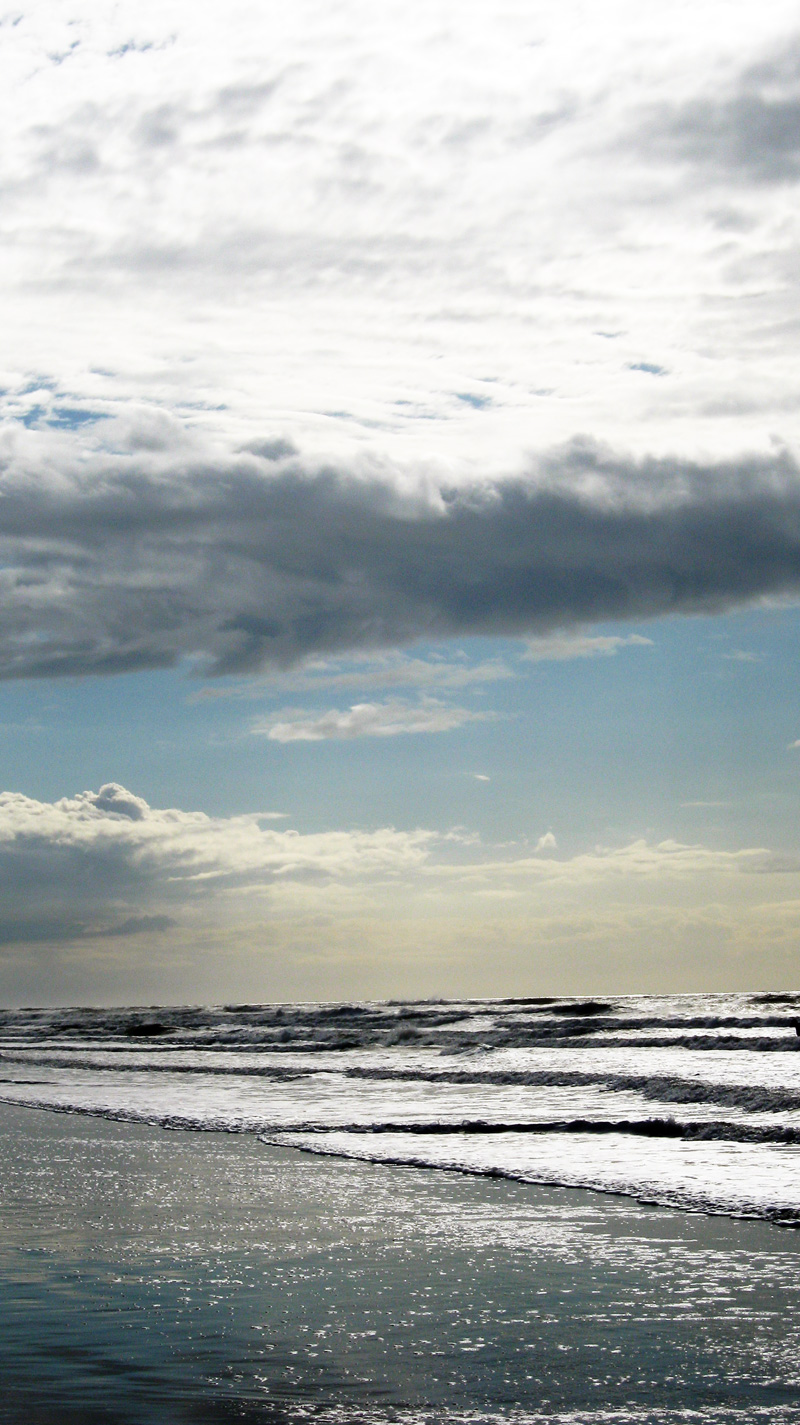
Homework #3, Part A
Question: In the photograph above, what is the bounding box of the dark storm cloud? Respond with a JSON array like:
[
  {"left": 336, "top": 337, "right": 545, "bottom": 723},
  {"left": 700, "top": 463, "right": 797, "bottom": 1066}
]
[
  {"left": 3, "top": 435, "right": 800, "bottom": 680},
  {"left": 633, "top": 37, "right": 800, "bottom": 183}
]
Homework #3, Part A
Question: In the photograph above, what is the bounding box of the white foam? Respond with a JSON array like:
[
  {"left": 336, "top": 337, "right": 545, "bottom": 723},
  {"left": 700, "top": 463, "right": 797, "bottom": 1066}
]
[
  {"left": 266, "top": 1129, "right": 800, "bottom": 1222},
  {"left": 2, "top": 992, "right": 800, "bottom": 1222}
]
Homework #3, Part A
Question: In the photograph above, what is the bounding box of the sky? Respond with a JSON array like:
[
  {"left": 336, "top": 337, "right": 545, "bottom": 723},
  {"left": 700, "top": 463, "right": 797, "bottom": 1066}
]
[{"left": 3, "top": 0, "right": 800, "bottom": 1003}]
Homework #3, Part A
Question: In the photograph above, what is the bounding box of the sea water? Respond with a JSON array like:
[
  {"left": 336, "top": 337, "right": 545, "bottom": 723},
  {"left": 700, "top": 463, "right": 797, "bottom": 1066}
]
[
  {"left": 2, "top": 1103, "right": 800, "bottom": 1424},
  {"left": 2, "top": 994, "right": 800, "bottom": 1422},
  {"left": 2, "top": 993, "right": 800, "bottom": 1221}
]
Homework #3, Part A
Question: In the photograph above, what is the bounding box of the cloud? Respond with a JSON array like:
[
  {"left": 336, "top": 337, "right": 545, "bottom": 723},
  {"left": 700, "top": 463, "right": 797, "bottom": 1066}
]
[
  {"left": 92, "top": 914, "right": 177, "bottom": 937},
  {"left": 0, "top": 780, "right": 452, "bottom": 960},
  {"left": 4, "top": 10, "right": 800, "bottom": 702},
  {"left": 0, "top": 911, "right": 179, "bottom": 945},
  {"left": 680, "top": 800, "right": 730, "bottom": 808},
  {"left": 0, "top": 784, "right": 434, "bottom": 898},
  {"left": 0, "top": 787, "right": 782, "bottom": 918},
  {"left": 522, "top": 631, "right": 653, "bottom": 663},
  {"left": 4, "top": 433, "right": 800, "bottom": 681},
  {"left": 3, "top": 782, "right": 798, "bottom": 1000},
  {"left": 637, "top": 94, "right": 800, "bottom": 184},
  {"left": 255, "top": 699, "right": 484, "bottom": 742},
  {"left": 3, "top": 3, "right": 800, "bottom": 490},
  {"left": 633, "top": 37, "right": 800, "bottom": 184},
  {"left": 431, "top": 837, "right": 783, "bottom": 888},
  {"left": 191, "top": 651, "right": 512, "bottom": 700}
]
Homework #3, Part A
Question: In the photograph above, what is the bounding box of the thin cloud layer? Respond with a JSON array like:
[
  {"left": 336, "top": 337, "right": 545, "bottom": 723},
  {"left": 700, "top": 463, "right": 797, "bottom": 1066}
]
[
  {"left": 192, "top": 652, "right": 512, "bottom": 700},
  {"left": 432, "top": 838, "right": 782, "bottom": 888},
  {"left": 522, "top": 632, "right": 653, "bottom": 663},
  {"left": 3, "top": 433, "right": 800, "bottom": 679}
]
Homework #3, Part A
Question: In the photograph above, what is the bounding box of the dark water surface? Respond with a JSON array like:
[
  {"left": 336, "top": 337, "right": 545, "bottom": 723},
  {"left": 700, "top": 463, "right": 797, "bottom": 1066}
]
[{"left": 1, "top": 1103, "right": 800, "bottom": 1425}]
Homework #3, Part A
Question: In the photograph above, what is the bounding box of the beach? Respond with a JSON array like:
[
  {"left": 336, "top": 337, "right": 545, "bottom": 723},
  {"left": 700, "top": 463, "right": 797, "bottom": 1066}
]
[{"left": 3, "top": 1101, "right": 800, "bottom": 1425}]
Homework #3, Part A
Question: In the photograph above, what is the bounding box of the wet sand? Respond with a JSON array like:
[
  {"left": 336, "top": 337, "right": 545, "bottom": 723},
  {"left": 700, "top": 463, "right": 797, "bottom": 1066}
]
[{"left": 2, "top": 1101, "right": 800, "bottom": 1424}]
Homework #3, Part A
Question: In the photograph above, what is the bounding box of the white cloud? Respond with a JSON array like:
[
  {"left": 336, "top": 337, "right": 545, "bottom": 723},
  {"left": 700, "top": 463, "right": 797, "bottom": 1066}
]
[
  {"left": 522, "top": 632, "right": 653, "bottom": 663},
  {"left": 4, "top": 783, "right": 800, "bottom": 1001},
  {"left": 0, "top": 783, "right": 433, "bottom": 888},
  {"left": 430, "top": 837, "right": 781, "bottom": 887},
  {"left": 255, "top": 699, "right": 486, "bottom": 742},
  {"left": 1, "top": 0, "right": 800, "bottom": 476},
  {"left": 1, "top": 789, "right": 781, "bottom": 916}
]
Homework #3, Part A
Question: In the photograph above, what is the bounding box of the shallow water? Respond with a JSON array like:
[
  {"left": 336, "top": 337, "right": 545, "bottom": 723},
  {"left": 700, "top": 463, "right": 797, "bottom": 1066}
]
[
  {"left": 2, "top": 1103, "right": 800, "bottom": 1424},
  {"left": 2, "top": 994, "right": 800, "bottom": 1220}
]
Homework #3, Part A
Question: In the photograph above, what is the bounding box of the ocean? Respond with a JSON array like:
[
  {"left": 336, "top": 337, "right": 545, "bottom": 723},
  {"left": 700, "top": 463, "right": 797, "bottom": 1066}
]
[{"left": 1, "top": 993, "right": 800, "bottom": 1422}]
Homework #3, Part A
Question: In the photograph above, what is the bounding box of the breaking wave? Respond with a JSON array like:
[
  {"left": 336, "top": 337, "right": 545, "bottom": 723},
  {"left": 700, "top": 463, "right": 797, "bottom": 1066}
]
[{"left": 2, "top": 991, "right": 800, "bottom": 1223}]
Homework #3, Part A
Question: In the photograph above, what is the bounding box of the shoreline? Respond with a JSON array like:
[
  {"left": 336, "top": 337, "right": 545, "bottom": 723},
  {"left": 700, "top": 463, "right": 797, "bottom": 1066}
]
[
  {"left": 5, "top": 1090, "right": 800, "bottom": 1229},
  {"left": 261, "top": 1127, "right": 800, "bottom": 1229}
]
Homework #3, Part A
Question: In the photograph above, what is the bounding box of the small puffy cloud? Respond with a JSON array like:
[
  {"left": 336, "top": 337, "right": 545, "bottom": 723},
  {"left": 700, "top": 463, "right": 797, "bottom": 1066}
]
[
  {"left": 522, "top": 631, "right": 653, "bottom": 663},
  {"left": 87, "top": 783, "right": 150, "bottom": 820},
  {"left": 535, "top": 831, "right": 558, "bottom": 852},
  {"left": 255, "top": 700, "right": 486, "bottom": 742},
  {"left": 300, "top": 654, "right": 514, "bottom": 694}
]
